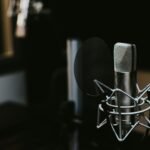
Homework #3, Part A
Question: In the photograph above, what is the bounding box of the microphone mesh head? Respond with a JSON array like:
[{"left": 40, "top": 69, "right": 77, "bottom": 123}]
[{"left": 114, "top": 43, "right": 137, "bottom": 72}]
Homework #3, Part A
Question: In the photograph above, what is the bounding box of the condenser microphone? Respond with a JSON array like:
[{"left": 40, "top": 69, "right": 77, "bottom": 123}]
[
  {"left": 96, "top": 42, "right": 150, "bottom": 141},
  {"left": 114, "top": 42, "right": 137, "bottom": 139}
]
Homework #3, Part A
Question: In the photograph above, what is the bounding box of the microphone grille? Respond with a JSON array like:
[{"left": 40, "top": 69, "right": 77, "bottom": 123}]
[{"left": 114, "top": 42, "right": 136, "bottom": 72}]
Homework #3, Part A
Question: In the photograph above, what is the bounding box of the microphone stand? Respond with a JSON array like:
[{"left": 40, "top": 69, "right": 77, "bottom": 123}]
[
  {"left": 65, "top": 38, "right": 82, "bottom": 150},
  {"left": 57, "top": 101, "right": 82, "bottom": 150}
]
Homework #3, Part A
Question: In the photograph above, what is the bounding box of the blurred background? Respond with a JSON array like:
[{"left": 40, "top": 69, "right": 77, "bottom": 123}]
[{"left": 0, "top": 0, "right": 150, "bottom": 149}]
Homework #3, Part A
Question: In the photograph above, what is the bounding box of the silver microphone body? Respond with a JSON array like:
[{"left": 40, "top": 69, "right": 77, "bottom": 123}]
[{"left": 114, "top": 43, "right": 137, "bottom": 138}]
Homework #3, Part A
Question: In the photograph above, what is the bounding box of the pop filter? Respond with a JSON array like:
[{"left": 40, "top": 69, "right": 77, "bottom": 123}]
[{"left": 74, "top": 37, "right": 114, "bottom": 96}]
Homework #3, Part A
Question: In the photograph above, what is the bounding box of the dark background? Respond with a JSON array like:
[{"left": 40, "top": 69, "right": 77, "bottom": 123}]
[{"left": 0, "top": 0, "right": 150, "bottom": 149}]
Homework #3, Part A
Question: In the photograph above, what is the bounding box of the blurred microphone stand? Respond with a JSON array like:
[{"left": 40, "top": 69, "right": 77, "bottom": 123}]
[
  {"left": 66, "top": 38, "right": 83, "bottom": 150},
  {"left": 57, "top": 38, "right": 83, "bottom": 150}
]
